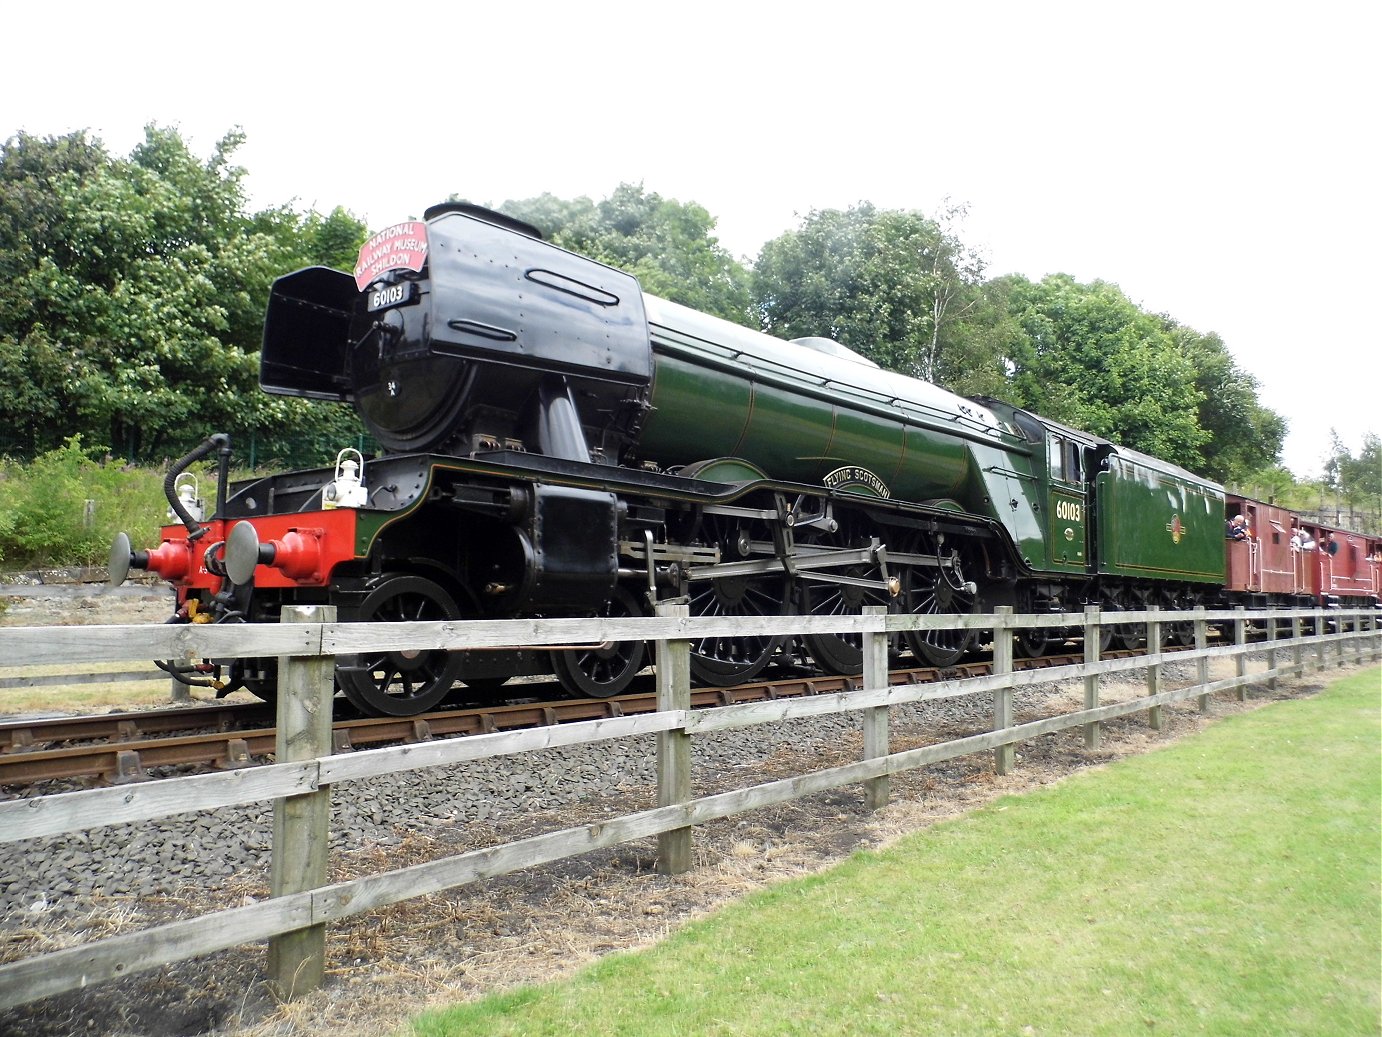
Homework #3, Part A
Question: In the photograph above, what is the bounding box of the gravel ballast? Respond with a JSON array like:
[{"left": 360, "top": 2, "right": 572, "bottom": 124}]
[{"left": 0, "top": 685, "right": 1015, "bottom": 918}]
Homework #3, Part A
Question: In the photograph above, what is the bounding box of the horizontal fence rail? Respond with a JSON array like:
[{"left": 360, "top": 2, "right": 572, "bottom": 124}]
[{"left": 0, "top": 605, "right": 1377, "bottom": 1008}]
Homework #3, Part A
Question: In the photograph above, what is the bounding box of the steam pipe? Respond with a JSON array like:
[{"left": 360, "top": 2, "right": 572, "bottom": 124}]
[
  {"left": 166, "top": 434, "right": 230, "bottom": 541},
  {"left": 534, "top": 376, "right": 590, "bottom": 462}
]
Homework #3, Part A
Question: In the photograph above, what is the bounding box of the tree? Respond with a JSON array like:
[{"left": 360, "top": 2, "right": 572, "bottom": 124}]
[
  {"left": 752, "top": 203, "right": 1003, "bottom": 395},
  {"left": 0, "top": 127, "right": 368, "bottom": 464},
  {"left": 1324, "top": 430, "right": 1382, "bottom": 532},
  {"left": 499, "top": 183, "right": 754, "bottom": 324},
  {"left": 1168, "top": 324, "right": 1285, "bottom": 482},
  {"left": 1002, "top": 274, "right": 1209, "bottom": 465}
]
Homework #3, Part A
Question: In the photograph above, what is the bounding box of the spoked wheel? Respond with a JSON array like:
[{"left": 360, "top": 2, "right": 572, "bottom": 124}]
[
  {"left": 686, "top": 513, "right": 794, "bottom": 687},
  {"left": 1096, "top": 605, "right": 1120, "bottom": 653},
  {"left": 1101, "top": 593, "right": 1142, "bottom": 652},
  {"left": 551, "top": 586, "right": 649, "bottom": 698},
  {"left": 798, "top": 514, "right": 893, "bottom": 676},
  {"left": 1014, "top": 627, "right": 1054, "bottom": 659},
  {"left": 336, "top": 575, "right": 465, "bottom": 716},
  {"left": 1163, "top": 591, "right": 1195, "bottom": 647},
  {"left": 900, "top": 533, "right": 978, "bottom": 667}
]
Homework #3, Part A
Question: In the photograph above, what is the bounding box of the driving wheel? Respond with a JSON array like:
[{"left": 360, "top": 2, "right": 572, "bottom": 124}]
[
  {"left": 900, "top": 533, "right": 977, "bottom": 667},
  {"left": 686, "top": 512, "right": 793, "bottom": 686},
  {"left": 798, "top": 514, "right": 892, "bottom": 675}
]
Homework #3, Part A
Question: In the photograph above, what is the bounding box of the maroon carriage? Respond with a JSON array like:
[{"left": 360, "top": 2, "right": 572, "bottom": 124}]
[
  {"left": 1306, "top": 523, "right": 1382, "bottom": 607},
  {"left": 1223, "top": 495, "right": 1302, "bottom": 601},
  {"left": 1223, "top": 495, "right": 1380, "bottom": 608}
]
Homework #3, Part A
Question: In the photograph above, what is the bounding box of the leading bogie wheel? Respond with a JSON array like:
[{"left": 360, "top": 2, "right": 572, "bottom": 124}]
[
  {"left": 335, "top": 575, "right": 465, "bottom": 716},
  {"left": 551, "top": 586, "right": 649, "bottom": 698}
]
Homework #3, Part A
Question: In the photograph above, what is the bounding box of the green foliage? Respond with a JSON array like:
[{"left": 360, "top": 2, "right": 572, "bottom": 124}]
[
  {"left": 500, "top": 183, "right": 754, "bottom": 324},
  {"left": 1169, "top": 324, "right": 1286, "bottom": 483},
  {"left": 1002, "top": 273, "right": 1210, "bottom": 465},
  {"left": 0, "top": 437, "right": 169, "bottom": 568},
  {"left": 1234, "top": 464, "right": 1304, "bottom": 506},
  {"left": 1319, "top": 431, "right": 1382, "bottom": 533},
  {"left": 413, "top": 669, "right": 1382, "bottom": 1037},
  {"left": 752, "top": 203, "right": 1003, "bottom": 395},
  {"left": 0, "top": 126, "right": 369, "bottom": 464}
]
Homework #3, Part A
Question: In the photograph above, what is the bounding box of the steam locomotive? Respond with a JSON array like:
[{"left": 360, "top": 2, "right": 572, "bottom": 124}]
[{"left": 110, "top": 202, "right": 1381, "bottom": 716}]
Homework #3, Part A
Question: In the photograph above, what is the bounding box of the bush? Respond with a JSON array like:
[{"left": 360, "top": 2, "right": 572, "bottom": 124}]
[{"left": 0, "top": 437, "right": 171, "bottom": 569}]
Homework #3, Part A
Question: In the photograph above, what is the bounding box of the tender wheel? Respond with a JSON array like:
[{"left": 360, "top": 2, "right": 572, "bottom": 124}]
[
  {"left": 1100, "top": 593, "right": 1141, "bottom": 652},
  {"left": 1163, "top": 591, "right": 1195, "bottom": 647},
  {"left": 336, "top": 575, "right": 465, "bottom": 716},
  {"left": 900, "top": 534, "right": 977, "bottom": 667},
  {"left": 798, "top": 514, "right": 893, "bottom": 676},
  {"left": 551, "top": 587, "right": 648, "bottom": 698},
  {"left": 686, "top": 513, "right": 793, "bottom": 687}
]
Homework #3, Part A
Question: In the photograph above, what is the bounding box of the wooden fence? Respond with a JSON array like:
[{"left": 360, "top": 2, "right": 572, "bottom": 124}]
[{"left": 0, "top": 605, "right": 1377, "bottom": 1009}]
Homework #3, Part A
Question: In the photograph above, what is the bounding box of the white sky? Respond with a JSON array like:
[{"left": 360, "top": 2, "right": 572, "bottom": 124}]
[{"left": 5, "top": 0, "right": 1376, "bottom": 479}]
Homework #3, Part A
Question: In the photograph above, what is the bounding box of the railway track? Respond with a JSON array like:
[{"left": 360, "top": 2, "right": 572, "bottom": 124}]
[{"left": 0, "top": 645, "right": 1197, "bottom": 789}]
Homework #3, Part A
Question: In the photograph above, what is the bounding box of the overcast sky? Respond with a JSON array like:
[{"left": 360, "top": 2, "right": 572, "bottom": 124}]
[{"left": 6, "top": 1, "right": 1376, "bottom": 479}]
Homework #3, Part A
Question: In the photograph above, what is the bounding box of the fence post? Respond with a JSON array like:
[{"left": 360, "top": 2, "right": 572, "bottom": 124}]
[
  {"left": 861, "top": 605, "right": 891, "bottom": 808},
  {"left": 267, "top": 604, "right": 335, "bottom": 1001},
  {"left": 1315, "top": 612, "right": 1327, "bottom": 671},
  {"left": 168, "top": 673, "right": 190, "bottom": 704},
  {"left": 655, "top": 600, "right": 692, "bottom": 876},
  {"left": 1083, "top": 605, "right": 1101, "bottom": 750},
  {"left": 1336, "top": 611, "right": 1347, "bottom": 668},
  {"left": 992, "top": 607, "right": 1015, "bottom": 775},
  {"left": 1146, "top": 606, "right": 1163, "bottom": 731},
  {"left": 1354, "top": 611, "right": 1365, "bottom": 666},
  {"left": 1266, "top": 611, "right": 1278, "bottom": 693},
  {"left": 1195, "top": 607, "right": 1210, "bottom": 713},
  {"left": 1233, "top": 606, "right": 1247, "bottom": 702},
  {"left": 1291, "top": 613, "right": 1304, "bottom": 678}
]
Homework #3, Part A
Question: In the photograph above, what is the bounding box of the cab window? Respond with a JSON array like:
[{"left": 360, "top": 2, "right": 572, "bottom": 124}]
[{"left": 1049, "top": 435, "right": 1083, "bottom": 483}]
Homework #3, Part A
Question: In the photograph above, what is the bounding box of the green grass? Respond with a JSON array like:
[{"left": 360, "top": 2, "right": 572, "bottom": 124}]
[{"left": 411, "top": 668, "right": 1382, "bottom": 1037}]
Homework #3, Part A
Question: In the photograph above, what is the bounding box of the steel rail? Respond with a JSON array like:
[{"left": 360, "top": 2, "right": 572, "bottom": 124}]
[{"left": 0, "top": 644, "right": 1198, "bottom": 788}]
